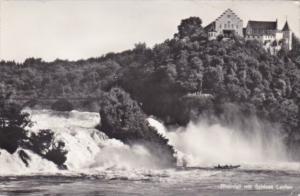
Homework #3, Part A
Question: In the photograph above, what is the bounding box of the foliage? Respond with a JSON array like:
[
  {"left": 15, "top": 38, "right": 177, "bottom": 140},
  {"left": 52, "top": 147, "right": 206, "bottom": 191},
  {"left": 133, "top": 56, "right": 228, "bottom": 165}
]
[
  {"left": 0, "top": 93, "right": 31, "bottom": 153},
  {"left": 25, "top": 129, "right": 67, "bottom": 168},
  {"left": 175, "top": 17, "right": 207, "bottom": 40},
  {"left": 98, "top": 87, "right": 176, "bottom": 167},
  {"left": 0, "top": 92, "right": 67, "bottom": 167},
  {"left": 1, "top": 17, "right": 300, "bottom": 157}
]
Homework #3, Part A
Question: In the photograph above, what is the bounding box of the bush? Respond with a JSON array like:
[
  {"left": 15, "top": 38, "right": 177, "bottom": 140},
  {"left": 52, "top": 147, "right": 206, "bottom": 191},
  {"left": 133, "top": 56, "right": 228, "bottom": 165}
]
[
  {"left": 0, "top": 93, "right": 68, "bottom": 168},
  {"left": 98, "top": 87, "right": 176, "bottom": 167},
  {"left": 0, "top": 93, "right": 31, "bottom": 153},
  {"left": 25, "top": 129, "right": 67, "bottom": 168}
]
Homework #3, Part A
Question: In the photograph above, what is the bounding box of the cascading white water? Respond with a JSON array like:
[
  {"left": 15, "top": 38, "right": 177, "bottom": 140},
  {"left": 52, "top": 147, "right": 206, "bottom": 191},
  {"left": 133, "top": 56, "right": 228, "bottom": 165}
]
[
  {"left": 0, "top": 149, "right": 58, "bottom": 175},
  {"left": 0, "top": 109, "right": 294, "bottom": 176},
  {"left": 0, "top": 109, "right": 163, "bottom": 176},
  {"left": 148, "top": 117, "right": 289, "bottom": 167}
]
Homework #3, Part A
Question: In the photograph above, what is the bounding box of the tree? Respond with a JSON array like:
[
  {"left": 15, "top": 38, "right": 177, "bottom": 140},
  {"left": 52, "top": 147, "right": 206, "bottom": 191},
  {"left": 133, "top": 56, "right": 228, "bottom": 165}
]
[
  {"left": 202, "top": 67, "right": 223, "bottom": 93},
  {"left": 176, "top": 17, "right": 207, "bottom": 40},
  {"left": 26, "top": 129, "right": 67, "bottom": 168},
  {"left": 0, "top": 92, "right": 68, "bottom": 168},
  {"left": 98, "top": 87, "right": 176, "bottom": 167},
  {"left": 289, "top": 34, "right": 300, "bottom": 63},
  {"left": 0, "top": 92, "right": 31, "bottom": 153}
]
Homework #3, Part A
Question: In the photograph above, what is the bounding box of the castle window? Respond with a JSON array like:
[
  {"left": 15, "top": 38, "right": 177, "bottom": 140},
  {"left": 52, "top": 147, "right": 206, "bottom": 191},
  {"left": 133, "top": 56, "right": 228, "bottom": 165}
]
[
  {"left": 224, "top": 24, "right": 227, "bottom": 28},
  {"left": 219, "top": 24, "right": 222, "bottom": 28},
  {"left": 236, "top": 25, "right": 238, "bottom": 29},
  {"left": 232, "top": 24, "right": 234, "bottom": 28},
  {"left": 227, "top": 15, "right": 231, "bottom": 18}
]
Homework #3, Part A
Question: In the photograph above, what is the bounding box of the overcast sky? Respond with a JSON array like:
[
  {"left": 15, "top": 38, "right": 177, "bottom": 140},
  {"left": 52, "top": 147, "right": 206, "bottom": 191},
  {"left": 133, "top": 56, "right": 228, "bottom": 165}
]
[{"left": 0, "top": 0, "right": 299, "bottom": 62}]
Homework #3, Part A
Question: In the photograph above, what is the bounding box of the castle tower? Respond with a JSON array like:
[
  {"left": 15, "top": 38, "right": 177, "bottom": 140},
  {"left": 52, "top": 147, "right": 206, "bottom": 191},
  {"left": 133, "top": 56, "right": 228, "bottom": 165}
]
[{"left": 282, "top": 20, "right": 292, "bottom": 50}]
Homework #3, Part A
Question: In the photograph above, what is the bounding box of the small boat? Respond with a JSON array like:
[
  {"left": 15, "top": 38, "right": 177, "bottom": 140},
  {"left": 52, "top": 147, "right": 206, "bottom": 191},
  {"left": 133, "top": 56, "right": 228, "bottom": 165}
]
[{"left": 214, "top": 164, "right": 240, "bottom": 170}]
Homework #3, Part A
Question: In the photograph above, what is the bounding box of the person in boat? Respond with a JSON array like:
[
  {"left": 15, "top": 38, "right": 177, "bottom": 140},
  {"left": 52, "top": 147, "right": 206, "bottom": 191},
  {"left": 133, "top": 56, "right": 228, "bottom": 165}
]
[{"left": 215, "top": 164, "right": 240, "bottom": 169}]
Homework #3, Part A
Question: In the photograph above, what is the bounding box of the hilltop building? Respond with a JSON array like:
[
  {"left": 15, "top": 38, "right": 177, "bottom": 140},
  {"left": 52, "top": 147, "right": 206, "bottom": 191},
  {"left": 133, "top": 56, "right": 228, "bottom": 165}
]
[
  {"left": 204, "top": 9, "right": 293, "bottom": 54},
  {"left": 204, "top": 9, "right": 244, "bottom": 40}
]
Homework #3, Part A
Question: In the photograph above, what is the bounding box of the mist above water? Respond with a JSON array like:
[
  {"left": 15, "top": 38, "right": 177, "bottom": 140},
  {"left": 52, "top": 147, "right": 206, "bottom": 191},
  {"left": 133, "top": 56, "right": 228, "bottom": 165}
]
[
  {"left": 0, "top": 109, "right": 293, "bottom": 176},
  {"left": 148, "top": 116, "right": 289, "bottom": 167}
]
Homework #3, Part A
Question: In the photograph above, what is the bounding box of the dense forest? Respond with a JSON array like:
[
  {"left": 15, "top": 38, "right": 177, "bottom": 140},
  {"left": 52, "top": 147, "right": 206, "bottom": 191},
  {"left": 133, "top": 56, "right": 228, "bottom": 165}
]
[{"left": 1, "top": 17, "right": 300, "bottom": 165}]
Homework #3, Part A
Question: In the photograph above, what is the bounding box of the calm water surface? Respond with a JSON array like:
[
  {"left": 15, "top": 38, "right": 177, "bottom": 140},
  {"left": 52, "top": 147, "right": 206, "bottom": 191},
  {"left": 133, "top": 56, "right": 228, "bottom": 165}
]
[{"left": 0, "top": 167, "right": 300, "bottom": 196}]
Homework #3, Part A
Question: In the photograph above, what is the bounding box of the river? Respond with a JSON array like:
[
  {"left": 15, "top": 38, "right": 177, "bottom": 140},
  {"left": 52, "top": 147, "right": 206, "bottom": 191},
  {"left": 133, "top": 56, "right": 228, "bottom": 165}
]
[{"left": 0, "top": 109, "right": 299, "bottom": 195}]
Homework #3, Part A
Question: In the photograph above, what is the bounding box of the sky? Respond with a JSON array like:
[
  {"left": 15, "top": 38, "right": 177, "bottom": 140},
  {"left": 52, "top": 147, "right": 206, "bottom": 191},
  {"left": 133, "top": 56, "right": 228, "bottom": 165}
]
[{"left": 0, "top": 0, "right": 299, "bottom": 62}]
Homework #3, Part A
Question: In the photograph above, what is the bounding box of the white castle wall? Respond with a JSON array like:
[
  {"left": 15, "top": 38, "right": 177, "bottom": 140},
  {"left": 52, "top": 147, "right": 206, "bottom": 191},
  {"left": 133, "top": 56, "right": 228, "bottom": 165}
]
[
  {"left": 206, "top": 9, "right": 292, "bottom": 52},
  {"left": 215, "top": 9, "right": 243, "bottom": 37}
]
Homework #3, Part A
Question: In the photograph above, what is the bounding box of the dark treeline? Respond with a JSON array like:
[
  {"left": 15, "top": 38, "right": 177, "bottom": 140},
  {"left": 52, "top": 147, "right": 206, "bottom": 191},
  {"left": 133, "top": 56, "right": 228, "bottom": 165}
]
[{"left": 1, "top": 17, "right": 300, "bottom": 162}]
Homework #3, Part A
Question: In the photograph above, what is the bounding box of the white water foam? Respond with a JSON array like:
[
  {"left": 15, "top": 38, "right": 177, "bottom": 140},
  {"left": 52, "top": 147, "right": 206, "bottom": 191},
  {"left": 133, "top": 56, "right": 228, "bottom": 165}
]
[
  {"left": 0, "top": 148, "right": 58, "bottom": 175},
  {"left": 0, "top": 109, "right": 298, "bottom": 177},
  {"left": 148, "top": 117, "right": 291, "bottom": 169},
  {"left": 0, "top": 109, "right": 163, "bottom": 176}
]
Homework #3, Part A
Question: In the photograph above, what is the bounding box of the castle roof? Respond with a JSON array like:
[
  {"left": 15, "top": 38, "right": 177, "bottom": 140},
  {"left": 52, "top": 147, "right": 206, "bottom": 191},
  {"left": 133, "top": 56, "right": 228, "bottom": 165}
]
[
  {"left": 216, "top": 9, "right": 242, "bottom": 22},
  {"left": 204, "top": 8, "right": 241, "bottom": 32},
  {"left": 282, "top": 21, "right": 290, "bottom": 31},
  {"left": 247, "top": 20, "right": 278, "bottom": 31},
  {"left": 204, "top": 21, "right": 216, "bottom": 32}
]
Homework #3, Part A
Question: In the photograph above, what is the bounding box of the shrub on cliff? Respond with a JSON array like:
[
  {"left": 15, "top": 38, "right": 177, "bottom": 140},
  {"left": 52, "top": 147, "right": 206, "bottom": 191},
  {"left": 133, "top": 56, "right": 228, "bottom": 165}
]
[
  {"left": 25, "top": 129, "right": 67, "bottom": 168},
  {"left": 0, "top": 93, "right": 31, "bottom": 153},
  {"left": 98, "top": 87, "right": 176, "bottom": 167}
]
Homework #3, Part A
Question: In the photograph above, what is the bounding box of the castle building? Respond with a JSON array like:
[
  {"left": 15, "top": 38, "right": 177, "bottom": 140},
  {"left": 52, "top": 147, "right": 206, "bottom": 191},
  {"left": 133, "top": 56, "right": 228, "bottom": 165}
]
[
  {"left": 205, "top": 9, "right": 293, "bottom": 54},
  {"left": 204, "top": 9, "right": 243, "bottom": 40}
]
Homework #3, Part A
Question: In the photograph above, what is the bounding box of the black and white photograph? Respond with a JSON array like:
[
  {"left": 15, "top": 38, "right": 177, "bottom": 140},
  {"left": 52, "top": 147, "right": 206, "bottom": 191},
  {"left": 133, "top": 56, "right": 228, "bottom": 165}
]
[{"left": 0, "top": 0, "right": 300, "bottom": 195}]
